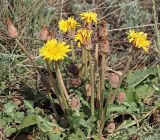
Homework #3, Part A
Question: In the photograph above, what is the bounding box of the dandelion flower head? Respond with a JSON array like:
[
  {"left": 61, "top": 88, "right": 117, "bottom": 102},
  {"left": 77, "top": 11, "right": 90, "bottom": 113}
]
[
  {"left": 39, "top": 39, "right": 71, "bottom": 61},
  {"left": 59, "top": 17, "right": 79, "bottom": 33},
  {"left": 80, "top": 11, "right": 98, "bottom": 23},
  {"left": 75, "top": 29, "right": 92, "bottom": 47},
  {"left": 127, "top": 30, "right": 151, "bottom": 52}
]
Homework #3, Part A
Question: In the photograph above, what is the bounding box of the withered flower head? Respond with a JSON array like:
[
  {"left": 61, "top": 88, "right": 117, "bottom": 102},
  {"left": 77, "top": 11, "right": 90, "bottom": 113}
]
[
  {"left": 98, "top": 20, "right": 110, "bottom": 53},
  {"left": 85, "top": 84, "right": 91, "bottom": 97},
  {"left": 117, "top": 92, "right": 126, "bottom": 104},
  {"left": 40, "top": 26, "right": 49, "bottom": 41},
  {"left": 70, "top": 97, "right": 80, "bottom": 109},
  {"left": 75, "top": 29, "right": 92, "bottom": 50},
  {"left": 7, "top": 19, "right": 18, "bottom": 38},
  {"left": 108, "top": 73, "right": 120, "bottom": 88},
  {"left": 107, "top": 122, "right": 116, "bottom": 133}
]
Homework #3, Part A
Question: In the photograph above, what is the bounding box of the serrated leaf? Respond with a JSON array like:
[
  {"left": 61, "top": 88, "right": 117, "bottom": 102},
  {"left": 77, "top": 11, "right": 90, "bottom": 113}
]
[
  {"left": 107, "top": 104, "right": 127, "bottom": 113},
  {"left": 125, "top": 88, "right": 136, "bottom": 103},
  {"left": 126, "top": 67, "right": 157, "bottom": 87},
  {"left": 5, "top": 127, "right": 17, "bottom": 137},
  {"left": 49, "top": 132, "right": 61, "bottom": 140},
  {"left": 135, "top": 84, "right": 154, "bottom": 99},
  {"left": 17, "top": 114, "right": 37, "bottom": 130},
  {"left": 3, "top": 102, "right": 18, "bottom": 115},
  {"left": 24, "top": 100, "right": 35, "bottom": 113},
  {"left": 36, "top": 116, "right": 63, "bottom": 133},
  {"left": 127, "top": 102, "right": 138, "bottom": 112}
]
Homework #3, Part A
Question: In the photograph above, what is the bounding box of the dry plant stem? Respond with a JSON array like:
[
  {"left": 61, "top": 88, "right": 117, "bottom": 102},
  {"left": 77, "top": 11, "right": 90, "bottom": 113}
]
[
  {"left": 152, "top": 0, "right": 160, "bottom": 51},
  {"left": 15, "top": 39, "right": 50, "bottom": 89},
  {"left": 99, "top": 53, "right": 105, "bottom": 132},
  {"left": 45, "top": 61, "right": 63, "bottom": 109},
  {"left": 70, "top": 39, "right": 75, "bottom": 61},
  {"left": 95, "top": 44, "right": 100, "bottom": 100},
  {"left": 89, "top": 51, "right": 95, "bottom": 116},
  {"left": 152, "top": 0, "right": 160, "bottom": 78},
  {"left": 54, "top": 62, "right": 69, "bottom": 110}
]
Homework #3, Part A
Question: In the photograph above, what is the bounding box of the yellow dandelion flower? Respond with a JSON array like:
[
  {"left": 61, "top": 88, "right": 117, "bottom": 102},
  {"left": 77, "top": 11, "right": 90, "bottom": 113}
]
[
  {"left": 39, "top": 39, "right": 71, "bottom": 61},
  {"left": 58, "top": 19, "right": 68, "bottom": 33},
  {"left": 75, "top": 29, "right": 92, "bottom": 46},
  {"left": 127, "top": 30, "right": 151, "bottom": 52},
  {"left": 59, "top": 17, "right": 79, "bottom": 33},
  {"left": 80, "top": 11, "right": 98, "bottom": 23}
]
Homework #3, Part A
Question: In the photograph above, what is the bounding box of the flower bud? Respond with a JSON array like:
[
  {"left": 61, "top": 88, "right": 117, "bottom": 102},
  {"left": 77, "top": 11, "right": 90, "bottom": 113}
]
[
  {"left": 7, "top": 19, "right": 18, "bottom": 38},
  {"left": 85, "top": 84, "right": 91, "bottom": 97},
  {"left": 40, "top": 26, "right": 49, "bottom": 41},
  {"left": 107, "top": 122, "right": 116, "bottom": 133},
  {"left": 97, "top": 20, "right": 110, "bottom": 53},
  {"left": 108, "top": 73, "right": 120, "bottom": 88},
  {"left": 117, "top": 92, "right": 126, "bottom": 104},
  {"left": 70, "top": 97, "right": 80, "bottom": 109}
]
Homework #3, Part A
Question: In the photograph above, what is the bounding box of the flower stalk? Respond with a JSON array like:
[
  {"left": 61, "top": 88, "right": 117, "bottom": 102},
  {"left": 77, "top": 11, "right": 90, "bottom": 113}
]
[
  {"left": 70, "top": 39, "right": 76, "bottom": 62},
  {"left": 97, "top": 20, "right": 109, "bottom": 134},
  {"left": 54, "top": 62, "right": 69, "bottom": 110},
  {"left": 89, "top": 51, "right": 95, "bottom": 116},
  {"left": 45, "top": 61, "right": 63, "bottom": 109},
  {"left": 82, "top": 48, "right": 88, "bottom": 77}
]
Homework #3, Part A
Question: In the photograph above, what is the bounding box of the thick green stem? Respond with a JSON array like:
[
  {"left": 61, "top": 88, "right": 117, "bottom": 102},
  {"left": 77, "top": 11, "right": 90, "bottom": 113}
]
[
  {"left": 99, "top": 98, "right": 108, "bottom": 135},
  {"left": 82, "top": 48, "right": 88, "bottom": 77},
  {"left": 94, "top": 44, "right": 99, "bottom": 99},
  {"left": 54, "top": 62, "right": 69, "bottom": 110},
  {"left": 70, "top": 39, "right": 75, "bottom": 62},
  {"left": 45, "top": 61, "right": 63, "bottom": 109},
  {"left": 89, "top": 51, "right": 95, "bottom": 116}
]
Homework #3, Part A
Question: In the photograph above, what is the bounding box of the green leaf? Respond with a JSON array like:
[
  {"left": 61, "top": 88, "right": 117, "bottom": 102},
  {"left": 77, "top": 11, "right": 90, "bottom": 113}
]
[
  {"left": 125, "top": 88, "right": 137, "bottom": 103},
  {"left": 14, "top": 112, "right": 25, "bottom": 123},
  {"left": 107, "top": 104, "right": 127, "bottom": 113},
  {"left": 24, "top": 100, "right": 35, "bottom": 113},
  {"left": 67, "top": 129, "right": 86, "bottom": 139},
  {"left": 49, "top": 132, "right": 61, "bottom": 140},
  {"left": 17, "top": 114, "right": 37, "bottom": 130},
  {"left": 3, "top": 102, "right": 18, "bottom": 116},
  {"left": 126, "top": 67, "right": 157, "bottom": 87},
  {"left": 135, "top": 84, "right": 154, "bottom": 99},
  {"left": 68, "top": 110, "right": 81, "bottom": 131},
  {"left": 36, "top": 116, "right": 63, "bottom": 133},
  {"left": 127, "top": 102, "right": 138, "bottom": 112},
  {"left": 5, "top": 127, "right": 17, "bottom": 137}
]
